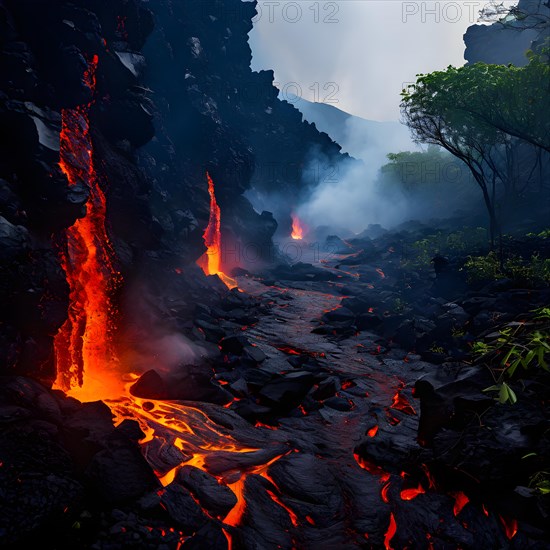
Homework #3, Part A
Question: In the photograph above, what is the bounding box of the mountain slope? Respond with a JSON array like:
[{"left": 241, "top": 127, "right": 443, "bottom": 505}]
[{"left": 288, "top": 97, "right": 417, "bottom": 164}]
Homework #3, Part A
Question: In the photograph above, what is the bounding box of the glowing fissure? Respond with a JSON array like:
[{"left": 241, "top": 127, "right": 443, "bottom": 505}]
[
  {"left": 53, "top": 55, "right": 122, "bottom": 401},
  {"left": 197, "top": 172, "right": 237, "bottom": 289},
  {"left": 291, "top": 213, "right": 305, "bottom": 240},
  {"left": 384, "top": 513, "right": 397, "bottom": 550}
]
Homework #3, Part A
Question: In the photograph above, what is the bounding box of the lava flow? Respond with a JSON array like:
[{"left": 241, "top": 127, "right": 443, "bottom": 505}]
[
  {"left": 106, "top": 383, "right": 301, "bottom": 548},
  {"left": 291, "top": 213, "right": 305, "bottom": 240},
  {"left": 53, "top": 55, "right": 123, "bottom": 402},
  {"left": 197, "top": 172, "right": 237, "bottom": 289}
]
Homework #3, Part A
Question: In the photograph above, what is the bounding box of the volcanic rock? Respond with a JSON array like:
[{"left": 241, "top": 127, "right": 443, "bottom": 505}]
[
  {"left": 130, "top": 369, "right": 167, "bottom": 400},
  {"left": 312, "top": 376, "right": 340, "bottom": 401},
  {"left": 258, "top": 371, "right": 315, "bottom": 412},
  {"left": 324, "top": 396, "right": 353, "bottom": 411},
  {"left": 182, "top": 522, "right": 229, "bottom": 549},
  {"left": 87, "top": 445, "right": 159, "bottom": 504},
  {"left": 219, "top": 335, "right": 251, "bottom": 355},
  {"left": 161, "top": 483, "right": 209, "bottom": 533},
  {"left": 176, "top": 465, "right": 237, "bottom": 518},
  {"left": 414, "top": 364, "right": 495, "bottom": 444}
]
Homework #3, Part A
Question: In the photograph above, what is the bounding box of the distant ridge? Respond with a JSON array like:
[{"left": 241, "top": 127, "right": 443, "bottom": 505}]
[{"left": 283, "top": 95, "right": 418, "bottom": 163}]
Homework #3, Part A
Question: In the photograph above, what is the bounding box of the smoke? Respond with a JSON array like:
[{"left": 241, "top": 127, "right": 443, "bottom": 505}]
[
  {"left": 291, "top": 107, "right": 416, "bottom": 233},
  {"left": 117, "top": 280, "right": 203, "bottom": 377},
  {"left": 294, "top": 149, "right": 410, "bottom": 235}
]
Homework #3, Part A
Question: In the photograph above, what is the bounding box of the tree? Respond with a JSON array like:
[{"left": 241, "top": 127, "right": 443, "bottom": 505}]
[
  {"left": 400, "top": 54, "right": 549, "bottom": 245},
  {"left": 378, "top": 147, "right": 472, "bottom": 196},
  {"left": 401, "top": 75, "right": 504, "bottom": 245},
  {"left": 479, "top": 0, "right": 550, "bottom": 46},
  {"left": 432, "top": 54, "right": 550, "bottom": 154}
]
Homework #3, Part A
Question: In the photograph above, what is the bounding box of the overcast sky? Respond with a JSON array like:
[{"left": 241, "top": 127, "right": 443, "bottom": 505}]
[{"left": 247, "top": 1, "right": 514, "bottom": 121}]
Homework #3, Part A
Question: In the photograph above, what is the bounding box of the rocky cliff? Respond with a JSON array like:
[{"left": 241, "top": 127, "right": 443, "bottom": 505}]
[{"left": 0, "top": 0, "right": 353, "bottom": 383}]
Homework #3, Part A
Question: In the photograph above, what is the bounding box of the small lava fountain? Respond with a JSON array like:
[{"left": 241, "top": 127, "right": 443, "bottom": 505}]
[
  {"left": 291, "top": 213, "right": 305, "bottom": 240},
  {"left": 197, "top": 172, "right": 237, "bottom": 289}
]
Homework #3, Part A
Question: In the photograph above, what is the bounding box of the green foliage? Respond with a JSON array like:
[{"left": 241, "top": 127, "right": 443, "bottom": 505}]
[
  {"left": 401, "top": 49, "right": 550, "bottom": 153},
  {"left": 464, "top": 252, "right": 550, "bottom": 283},
  {"left": 377, "top": 146, "right": 475, "bottom": 209},
  {"left": 401, "top": 228, "right": 488, "bottom": 269},
  {"left": 380, "top": 146, "right": 466, "bottom": 187},
  {"left": 429, "top": 344, "right": 445, "bottom": 354},
  {"left": 400, "top": 49, "right": 550, "bottom": 244},
  {"left": 527, "top": 228, "right": 550, "bottom": 239},
  {"left": 393, "top": 297, "right": 407, "bottom": 313},
  {"left": 463, "top": 252, "right": 503, "bottom": 281},
  {"left": 483, "top": 381, "right": 517, "bottom": 404},
  {"left": 473, "top": 311, "right": 550, "bottom": 404},
  {"left": 529, "top": 470, "right": 550, "bottom": 495}
]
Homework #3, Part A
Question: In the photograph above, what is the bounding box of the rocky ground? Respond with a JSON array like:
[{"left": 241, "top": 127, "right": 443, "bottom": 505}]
[{"left": 1, "top": 223, "right": 549, "bottom": 549}]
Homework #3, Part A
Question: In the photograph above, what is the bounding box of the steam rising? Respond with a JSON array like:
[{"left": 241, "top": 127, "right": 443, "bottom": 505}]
[{"left": 119, "top": 282, "right": 200, "bottom": 377}]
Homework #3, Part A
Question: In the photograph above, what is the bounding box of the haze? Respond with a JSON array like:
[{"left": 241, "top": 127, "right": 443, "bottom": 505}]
[{"left": 247, "top": 0, "right": 515, "bottom": 121}]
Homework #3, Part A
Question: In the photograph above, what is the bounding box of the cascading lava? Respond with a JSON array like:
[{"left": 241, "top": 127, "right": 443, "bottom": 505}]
[
  {"left": 53, "top": 55, "right": 122, "bottom": 401},
  {"left": 291, "top": 212, "right": 305, "bottom": 240},
  {"left": 197, "top": 172, "right": 237, "bottom": 289}
]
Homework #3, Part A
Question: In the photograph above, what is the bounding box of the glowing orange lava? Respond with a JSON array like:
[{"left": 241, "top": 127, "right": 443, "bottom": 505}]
[
  {"left": 197, "top": 172, "right": 237, "bottom": 289},
  {"left": 452, "top": 491, "right": 469, "bottom": 516},
  {"left": 291, "top": 213, "right": 305, "bottom": 240},
  {"left": 367, "top": 425, "right": 379, "bottom": 438},
  {"left": 384, "top": 512, "right": 397, "bottom": 550},
  {"left": 400, "top": 484, "right": 425, "bottom": 501},
  {"left": 53, "top": 55, "right": 123, "bottom": 402},
  {"left": 390, "top": 390, "right": 416, "bottom": 416}
]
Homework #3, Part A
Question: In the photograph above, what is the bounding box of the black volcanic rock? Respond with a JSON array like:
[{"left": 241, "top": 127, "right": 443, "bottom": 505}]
[
  {"left": 176, "top": 465, "right": 238, "bottom": 518},
  {"left": 161, "top": 483, "right": 209, "bottom": 533},
  {"left": 87, "top": 445, "right": 159, "bottom": 504},
  {"left": 130, "top": 369, "right": 166, "bottom": 400},
  {"left": 258, "top": 371, "right": 315, "bottom": 411}
]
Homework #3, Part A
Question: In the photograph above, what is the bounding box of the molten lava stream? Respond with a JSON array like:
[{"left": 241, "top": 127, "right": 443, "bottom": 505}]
[
  {"left": 197, "top": 172, "right": 237, "bottom": 289},
  {"left": 53, "top": 55, "right": 123, "bottom": 402},
  {"left": 107, "top": 387, "right": 300, "bottom": 547}
]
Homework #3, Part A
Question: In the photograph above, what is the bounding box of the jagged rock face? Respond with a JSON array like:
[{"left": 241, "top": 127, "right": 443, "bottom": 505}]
[
  {"left": 0, "top": 0, "right": 355, "bottom": 381},
  {"left": 138, "top": 0, "right": 353, "bottom": 258},
  {"left": 0, "top": 0, "right": 157, "bottom": 381}
]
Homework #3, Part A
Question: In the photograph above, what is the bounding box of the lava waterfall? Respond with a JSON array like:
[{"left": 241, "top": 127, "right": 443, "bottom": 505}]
[{"left": 53, "top": 56, "right": 121, "bottom": 401}]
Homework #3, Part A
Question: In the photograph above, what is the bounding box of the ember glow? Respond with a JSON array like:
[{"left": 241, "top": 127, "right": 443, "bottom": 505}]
[
  {"left": 400, "top": 484, "right": 425, "bottom": 501},
  {"left": 197, "top": 172, "right": 237, "bottom": 289},
  {"left": 53, "top": 55, "right": 123, "bottom": 402},
  {"left": 499, "top": 515, "right": 518, "bottom": 540},
  {"left": 291, "top": 213, "right": 305, "bottom": 240},
  {"left": 384, "top": 512, "right": 397, "bottom": 550},
  {"left": 452, "top": 491, "right": 469, "bottom": 516}
]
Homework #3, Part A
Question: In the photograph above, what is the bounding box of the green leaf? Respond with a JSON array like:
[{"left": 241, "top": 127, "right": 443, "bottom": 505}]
[
  {"left": 537, "top": 347, "right": 549, "bottom": 371},
  {"left": 501, "top": 346, "right": 517, "bottom": 365},
  {"left": 523, "top": 349, "right": 536, "bottom": 368},
  {"left": 499, "top": 383, "right": 509, "bottom": 404},
  {"left": 507, "top": 359, "right": 521, "bottom": 377}
]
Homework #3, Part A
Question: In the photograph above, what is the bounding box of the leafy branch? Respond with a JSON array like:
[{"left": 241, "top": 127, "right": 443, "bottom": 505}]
[{"left": 472, "top": 307, "right": 550, "bottom": 404}]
